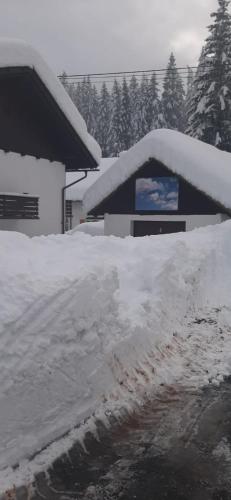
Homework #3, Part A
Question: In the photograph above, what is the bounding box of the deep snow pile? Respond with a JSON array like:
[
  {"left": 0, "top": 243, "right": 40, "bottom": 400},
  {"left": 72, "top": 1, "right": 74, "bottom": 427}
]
[
  {"left": 0, "top": 222, "right": 231, "bottom": 490},
  {"left": 71, "top": 220, "right": 104, "bottom": 236}
]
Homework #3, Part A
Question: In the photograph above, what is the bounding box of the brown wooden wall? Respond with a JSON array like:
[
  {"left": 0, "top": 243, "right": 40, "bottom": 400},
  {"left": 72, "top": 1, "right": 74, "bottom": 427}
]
[{"left": 90, "top": 159, "right": 227, "bottom": 216}]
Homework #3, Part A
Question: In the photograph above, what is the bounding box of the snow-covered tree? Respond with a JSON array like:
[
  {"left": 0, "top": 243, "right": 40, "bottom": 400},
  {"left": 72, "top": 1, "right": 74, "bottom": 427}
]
[
  {"left": 129, "top": 75, "right": 140, "bottom": 144},
  {"left": 89, "top": 85, "right": 99, "bottom": 137},
  {"left": 120, "top": 77, "right": 132, "bottom": 151},
  {"left": 137, "top": 74, "right": 150, "bottom": 139},
  {"left": 187, "top": 0, "right": 231, "bottom": 151},
  {"left": 146, "top": 72, "right": 165, "bottom": 130},
  {"left": 60, "top": 71, "right": 69, "bottom": 91},
  {"left": 73, "top": 82, "right": 83, "bottom": 114},
  {"left": 186, "top": 66, "right": 194, "bottom": 96},
  {"left": 110, "top": 79, "right": 123, "bottom": 156},
  {"left": 96, "top": 82, "right": 112, "bottom": 157},
  {"left": 162, "top": 53, "right": 185, "bottom": 131},
  {"left": 186, "top": 49, "right": 209, "bottom": 137}
]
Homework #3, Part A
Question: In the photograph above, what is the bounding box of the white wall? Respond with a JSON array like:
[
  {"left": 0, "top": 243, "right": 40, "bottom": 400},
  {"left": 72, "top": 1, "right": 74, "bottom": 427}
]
[
  {"left": 0, "top": 151, "right": 66, "bottom": 236},
  {"left": 104, "top": 213, "right": 228, "bottom": 237}
]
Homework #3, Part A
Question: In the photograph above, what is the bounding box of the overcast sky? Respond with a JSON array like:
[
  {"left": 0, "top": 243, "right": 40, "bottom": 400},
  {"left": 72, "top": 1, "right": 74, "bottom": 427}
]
[{"left": 0, "top": 0, "right": 217, "bottom": 76}]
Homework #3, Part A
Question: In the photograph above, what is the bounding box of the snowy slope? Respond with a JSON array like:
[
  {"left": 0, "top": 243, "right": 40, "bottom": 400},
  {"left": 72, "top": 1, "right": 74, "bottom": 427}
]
[
  {"left": 0, "top": 221, "right": 231, "bottom": 490},
  {"left": 83, "top": 129, "right": 231, "bottom": 213},
  {"left": 66, "top": 158, "right": 116, "bottom": 201},
  {"left": 0, "top": 38, "right": 101, "bottom": 163}
]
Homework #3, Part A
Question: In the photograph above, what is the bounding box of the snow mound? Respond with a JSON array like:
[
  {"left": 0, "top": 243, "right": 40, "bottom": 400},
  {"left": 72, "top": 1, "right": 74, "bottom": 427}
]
[
  {"left": 83, "top": 129, "right": 231, "bottom": 213},
  {"left": 0, "top": 221, "right": 231, "bottom": 489},
  {"left": 71, "top": 220, "right": 104, "bottom": 236},
  {"left": 0, "top": 38, "right": 101, "bottom": 163}
]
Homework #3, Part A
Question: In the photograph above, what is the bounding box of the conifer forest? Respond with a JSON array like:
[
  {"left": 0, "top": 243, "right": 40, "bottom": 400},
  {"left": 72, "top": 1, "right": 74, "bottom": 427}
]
[{"left": 61, "top": 0, "right": 231, "bottom": 157}]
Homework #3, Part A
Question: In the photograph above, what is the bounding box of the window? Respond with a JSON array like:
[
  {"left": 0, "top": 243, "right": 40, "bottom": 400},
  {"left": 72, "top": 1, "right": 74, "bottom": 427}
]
[
  {"left": 0, "top": 194, "right": 39, "bottom": 219},
  {"left": 65, "top": 200, "right": 73, "bottom": 231},
  {"left": 135, "top": 177, "right": 179, "bottom": 211}
]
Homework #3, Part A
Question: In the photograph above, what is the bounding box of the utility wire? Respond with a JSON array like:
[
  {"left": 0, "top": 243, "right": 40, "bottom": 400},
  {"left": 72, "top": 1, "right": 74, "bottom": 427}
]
[{"left": 58, "top": 64, "right": 208, "bottom": 80}]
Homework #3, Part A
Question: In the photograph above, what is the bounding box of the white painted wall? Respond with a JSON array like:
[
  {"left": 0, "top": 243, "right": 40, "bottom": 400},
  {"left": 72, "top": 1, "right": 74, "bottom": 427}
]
[
  {"left": 0, "top": 151, "right": 65, "bottom": 236},
  {"left": 104, "top": 213, "right": 229, "bottom": 237}
]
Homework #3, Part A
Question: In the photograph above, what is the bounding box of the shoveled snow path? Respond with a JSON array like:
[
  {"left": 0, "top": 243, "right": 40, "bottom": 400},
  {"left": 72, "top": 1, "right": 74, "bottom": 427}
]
[{"left": 2, "top": 305, "right": 231, "bottom": 497}]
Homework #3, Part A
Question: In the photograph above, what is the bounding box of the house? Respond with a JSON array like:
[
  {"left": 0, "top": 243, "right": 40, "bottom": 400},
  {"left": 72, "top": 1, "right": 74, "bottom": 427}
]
[
  {"left": 65, "top": 158, "right": 116, "bottom": 229},
  {"left": 0, "top": 39, "right": 101, "bottom": 236},
  {"left": 83, "top": 129, "right": 231, "bottom": 237}
]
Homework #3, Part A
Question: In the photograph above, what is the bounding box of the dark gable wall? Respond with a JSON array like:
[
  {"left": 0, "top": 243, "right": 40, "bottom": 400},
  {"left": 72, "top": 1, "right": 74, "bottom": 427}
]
[
  {"left": 0, "top": 71, "right": 62, "bottom": 161},
  {"left": 0, "top": 68, "right": 97, "bottom": 171},
  {"left": 91, "top": 159, "right": 227, "bottom": 216}
]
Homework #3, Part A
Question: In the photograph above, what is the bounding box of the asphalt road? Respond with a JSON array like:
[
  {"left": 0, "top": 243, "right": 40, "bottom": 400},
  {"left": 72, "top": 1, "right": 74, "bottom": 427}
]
[{"left": 14, "top": 378, "right": 231, "bottom": 500}]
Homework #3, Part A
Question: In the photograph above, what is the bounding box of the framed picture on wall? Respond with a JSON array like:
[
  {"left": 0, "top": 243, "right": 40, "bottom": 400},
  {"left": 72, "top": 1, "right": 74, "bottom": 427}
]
[{"left": 135, "top": 177, "right": 179, "bottom": 211}]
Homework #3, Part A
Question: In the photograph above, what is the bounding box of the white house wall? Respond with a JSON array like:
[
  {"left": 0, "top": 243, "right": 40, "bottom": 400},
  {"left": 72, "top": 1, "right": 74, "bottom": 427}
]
[
  {"left": 104, "top": 214, "right": 228, "bottom": 237},
  {"left": 0, "top": 151, "right": 65, "bottom": 236}
]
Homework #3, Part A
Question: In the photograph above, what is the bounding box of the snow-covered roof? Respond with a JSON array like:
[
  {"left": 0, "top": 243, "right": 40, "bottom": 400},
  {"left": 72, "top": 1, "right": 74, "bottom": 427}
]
[
  {"left": 0, "top": 39, "right": 101, "bottom": 164},
  {"left": 83, "top": 129, "right": 231, "bottom": 213},
  {"left": 66, "top": 158, "right": 116, "bottom": 201}
]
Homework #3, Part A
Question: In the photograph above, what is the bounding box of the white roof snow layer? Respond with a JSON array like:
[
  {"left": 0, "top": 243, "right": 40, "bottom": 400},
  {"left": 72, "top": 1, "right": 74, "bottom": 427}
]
[
  {"left": 66, "top": 158, "right": 116, "bottom": 201},
  {"left": 0, "top": 39, "right": 101, "bottom": 164},
  {"left": 83, "top": 129, "right": 231, "bottom": 213}
]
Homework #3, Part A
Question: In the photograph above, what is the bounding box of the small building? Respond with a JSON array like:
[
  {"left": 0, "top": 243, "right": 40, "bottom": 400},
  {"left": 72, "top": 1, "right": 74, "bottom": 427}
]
[
  {"left": 0, "top": 39, "right": 100, "bottom": 236},
  {"left": 83, "top": 129, "right": 231, "bottom": 237},
  {"left": 65, "top": 158, "right": 116, "bottom": 229}
]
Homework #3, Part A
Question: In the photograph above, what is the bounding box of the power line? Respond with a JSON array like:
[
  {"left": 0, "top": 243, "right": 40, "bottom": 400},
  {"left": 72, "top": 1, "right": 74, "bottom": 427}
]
[{"left": 58, "top": 64, "right": 208, "bottom": 81}]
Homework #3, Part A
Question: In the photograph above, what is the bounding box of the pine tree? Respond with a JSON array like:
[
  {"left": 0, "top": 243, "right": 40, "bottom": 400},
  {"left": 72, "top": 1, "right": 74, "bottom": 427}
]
[
  {"left": 146, "top": 72, "right": 165, "bottom": 130},
  {"left": 129, "top": 75, "right": 140, "bottom": 144},
  {"left": 73, "top": 82, "right": 83, "bottom": 113},
  {"left": 185, "top": 66, "right": 195, "bottom": 131},
  {"left": 120, "top": 77, "right": 132, "bottom": 151},
  {"left": 186, "top": 0, "right": 231, "bottom": 151},
  {"left": 90, "top": 85, "right": 99, "bottom": 137},
  {"left": 162, "top": 53, "right": 185, "bottom": 131},
  {"left": 138, "top": 74, "right": 150, "bottom": 139},
  {"left": 60, "top": 71, "right": 69, "bottom": 91},
  {"left": 186, "top": 66, "right": 194, "bottom": 96},
  {"left": 110, "top": 79, "right": 123, "bottom": 156},
  {"left": 80, "top": 76, "right": 93, "bottom": 130},
  {"left": 96, "top": 82, "right": 112, "bottom": 156},
  {"left": 186, "top": 48, "right": 209, "bottom": 138}
]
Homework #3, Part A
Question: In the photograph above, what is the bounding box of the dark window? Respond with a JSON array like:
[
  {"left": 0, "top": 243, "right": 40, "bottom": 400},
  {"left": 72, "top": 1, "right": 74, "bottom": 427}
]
[
  {"left": 133, "top": 220, "right": 186, "bottom": 237},
  {"left": 135, "top": 177, "right": 179, "bottom": 211},
  {"left": 65, "top": 200, "right": 73, "bottom": 231},
  {"left": 0, "top": 194, "right": 39, "bottom": 219}
]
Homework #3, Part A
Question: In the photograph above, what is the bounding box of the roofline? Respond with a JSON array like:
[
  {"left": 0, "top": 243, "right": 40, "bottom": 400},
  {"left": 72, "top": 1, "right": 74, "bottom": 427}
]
[{"left": 89, "top": 157, "right": 231, "bottom": 216}]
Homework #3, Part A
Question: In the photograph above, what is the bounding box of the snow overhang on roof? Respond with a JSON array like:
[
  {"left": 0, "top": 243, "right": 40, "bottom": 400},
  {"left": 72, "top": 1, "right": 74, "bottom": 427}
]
[
  {"left": 0, "top": 39, "right": 101, "bottom": 170},
  {"left": 83, "top": 129, "right": 231, "bottom": 214}
]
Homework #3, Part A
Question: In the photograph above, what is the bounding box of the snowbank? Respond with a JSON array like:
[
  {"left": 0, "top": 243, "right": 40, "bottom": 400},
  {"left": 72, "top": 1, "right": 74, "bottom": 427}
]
[
  {"left": 0, "top": 38, "right": 101, "bottom": 163},
  {"left": 83, "top": 129, "right": 231, "bottom": 213},
  {"left": 0, "top": 221, "right": 231, "bottom": 489},
  {"left": 71, "top": 220, "right": 104, "bottom": 235}
]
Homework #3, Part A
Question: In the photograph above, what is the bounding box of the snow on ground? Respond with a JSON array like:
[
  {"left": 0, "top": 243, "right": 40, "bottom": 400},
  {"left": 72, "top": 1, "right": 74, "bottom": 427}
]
[
  {"left": 0, "top": 221, "right": 231, "bottom": 491},
  {"left": 70, "top": 220, "right": 104, "bottom": 236},
  {"left": 83, "top": 129, "right": 231, "bottom": 213}
]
